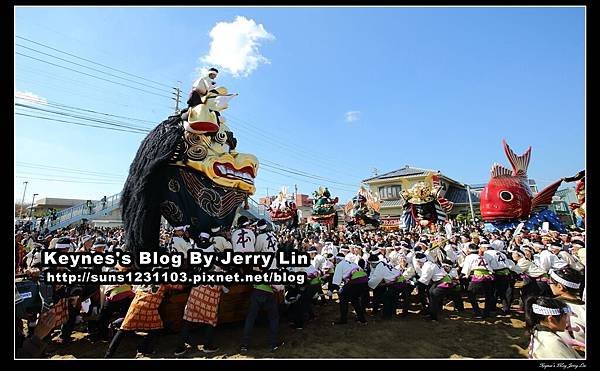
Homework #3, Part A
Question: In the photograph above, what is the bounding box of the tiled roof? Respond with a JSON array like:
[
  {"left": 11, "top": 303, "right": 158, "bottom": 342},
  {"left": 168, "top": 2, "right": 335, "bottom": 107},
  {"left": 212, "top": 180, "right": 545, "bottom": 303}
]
[{"left": 363, "top": 166, "right": 440, "bottom": 182}]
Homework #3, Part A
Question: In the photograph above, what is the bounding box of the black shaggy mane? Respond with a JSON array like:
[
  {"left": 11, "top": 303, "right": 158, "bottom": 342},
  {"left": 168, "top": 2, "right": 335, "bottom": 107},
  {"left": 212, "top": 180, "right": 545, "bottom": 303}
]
[{"left": 121, "top": 115, "right": 183, "bottom": 253}]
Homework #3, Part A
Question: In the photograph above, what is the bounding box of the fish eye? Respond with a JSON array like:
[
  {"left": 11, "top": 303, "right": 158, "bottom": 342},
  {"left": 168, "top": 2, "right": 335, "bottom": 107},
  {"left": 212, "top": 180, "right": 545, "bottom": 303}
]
[{"left": 499, "top": 191, "right": 513, "bottom": 202}]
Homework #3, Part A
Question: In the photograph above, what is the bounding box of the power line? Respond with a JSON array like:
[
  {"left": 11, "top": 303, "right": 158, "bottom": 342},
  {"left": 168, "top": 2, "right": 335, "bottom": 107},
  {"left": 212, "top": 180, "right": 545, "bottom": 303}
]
[
  {"left": 15, "top": 75, "right": 174, "bottom": 112},
  {"left": 227, "top": 117, "right": 361, "bottom": 183},
  {"left": 16, "top": 35, "right": 174, "bottom": 89},
  {"left": 15, "top": 103, "right": 151, "bottom": 132},
  {"left": 226, "top": 115, "right": 361, "bottom": 180},
  {"left": 261, "top": 163, "right": 357, "bottom": 188},
  {"left": 15, "top": 96, "right": 156, "bottom": 128},
  {"left": 16, "top": 162, "right": 127, "bottom": 179},
  {"left": 16, "top": 43, "right": 174, "bottom": 94},
  {"left": 15, "top": 175, "right": 124, "bottom": 185},
  {"left": 16, "top": 52, "right": 173, "bottom": 100},
  {"left": 15, "top": 112, "right": 148, "bottom": 134},
  {"left": 15, "top": 94, "right": 157, "bottom": 125},
  {"left": 16, "top": 110, "right": 358, "bottom": 191},
  {"left": 16, "top": 171, "right": 125, "bottom": 183},
  {"left": 15, "top": 161, "right": 334, "bottom": 197},
  {"left": 259, "top": 166, "right": 356, "bottom": 193}
]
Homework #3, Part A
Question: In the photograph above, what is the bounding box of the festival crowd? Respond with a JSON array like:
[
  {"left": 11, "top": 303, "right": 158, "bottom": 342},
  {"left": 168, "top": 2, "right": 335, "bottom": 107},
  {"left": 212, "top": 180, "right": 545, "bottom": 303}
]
[{"left": 15, "top": 218, "right": 586, "bottom": 359}]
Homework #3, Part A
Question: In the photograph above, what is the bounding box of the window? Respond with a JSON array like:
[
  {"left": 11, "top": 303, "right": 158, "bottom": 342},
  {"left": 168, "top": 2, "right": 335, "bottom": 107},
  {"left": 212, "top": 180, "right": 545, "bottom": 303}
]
[{"left": 378, "top": 185, "right": 403, "bottom": 200}]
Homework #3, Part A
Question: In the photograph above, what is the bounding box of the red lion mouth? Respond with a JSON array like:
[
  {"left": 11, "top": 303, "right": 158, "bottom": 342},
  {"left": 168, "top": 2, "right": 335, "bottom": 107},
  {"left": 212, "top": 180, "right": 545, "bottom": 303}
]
[
  {"left": 213, "top": 162, "right": 255, "bottom": 184},
  {"left": 188, "top": 121, "right": 219, "bottom": 133}
]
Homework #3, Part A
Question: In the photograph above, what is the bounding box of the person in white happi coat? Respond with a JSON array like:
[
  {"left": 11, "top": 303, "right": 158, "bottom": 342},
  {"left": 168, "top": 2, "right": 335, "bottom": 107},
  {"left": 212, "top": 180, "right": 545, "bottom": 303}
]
[
  {"left": 380, "top": 245, "right": 393, "bottom": 262},
  {"left": 170, "top": 225, "right": 194, "bottom": 255},
  {"left": 440, "top": 260, "right": 465, "bottom": 312},
  {"left": 557, "top": 247, "right": 584, "bottom": 273},
  {"left": 331, "top": 254, "right": 368, "bottom": 325},
  {"left": 387, "top": 246, "right": 402, "bottom": 268},
  {"left": 569, "top": 238, "right": 585, "bottom": 266},
  {"left": 368, "top": 255, "right": 411, "bottom": 318},
  {"left": 320, "top": 242, "right": 338, "bottom": 258},
  {"left": 425, "top": 243, "right": 446, "bottom": 266},
  {"left": 289, "top": 264, "right": 322, "bottom": 329},
  {"left": 255, "top": 219, "right": 278, "bottom": 253},
  {"left": 209, "top": 223, "right": 232, "bottom": 252},
  {"left": 320, "top": 253, "right": 336, "bottom": 299},
  {"left": 547, "top": 267, "right": 585, "bottom": 354},
  {"left": 483, "top": 242, "right": 513, "bottom": 315},
  {"left": 532, "top": 243, "right": 556, "bottom": 273},
  {"left": 443, "top": 242, "right": 458, "bottom": 264},
  {"left": 231, "top": 216, "right": 256, "bottom": 253},
  {"left": 525, "top": 296, "right": 581, "bottom": 359},
  {"left": 547, "top": 244, "right": 569, "bottom": 270},
  {"left": 413, "top": 253, "right": 452, "bottom": 321},
  {"left": 344, "top": 245, "right": 359, "bottom": 264},
  {"left": 461, "top": 243, "right": 495, "bottom": 318},
  {"left": 308, "top": 246, "right": 326, "bottom": 271},
  {"left": 411, "top": 242, "right": 428, "bottom": 268}
]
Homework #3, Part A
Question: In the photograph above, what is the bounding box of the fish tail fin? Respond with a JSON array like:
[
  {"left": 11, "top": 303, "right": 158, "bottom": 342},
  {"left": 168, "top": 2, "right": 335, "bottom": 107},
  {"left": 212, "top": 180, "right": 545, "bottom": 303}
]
[{"left": 503, "top": 139, "right": 531, "bottom": 178}]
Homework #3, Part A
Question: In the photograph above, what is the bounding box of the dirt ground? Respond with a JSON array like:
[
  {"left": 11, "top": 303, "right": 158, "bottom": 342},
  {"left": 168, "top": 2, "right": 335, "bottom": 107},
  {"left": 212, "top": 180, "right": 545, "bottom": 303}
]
[{"left": 43, "top": 295, "right": 531, "bottom": 359}]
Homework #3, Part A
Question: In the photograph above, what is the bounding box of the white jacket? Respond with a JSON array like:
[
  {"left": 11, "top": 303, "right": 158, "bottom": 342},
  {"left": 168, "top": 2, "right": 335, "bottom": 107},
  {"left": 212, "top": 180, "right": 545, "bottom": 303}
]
[
  {"left": 461, "top": 253, "right": 494, "bottom": 277},
  {"left": 368, "top": 261, "right": 402, "bottom": 289},
  {"left": 171, "top": 237, "right": 193, "bottom": 254},
  {"left": 418, "top": 261, "right": 446, "bottom": 285},
  {"left": 255, "top": 231, "right": 278, "bottom": 253},
  {"left": 530, "top": 329, "right": 582, "bottom": 359},
  {"left": 332, "top": 260, "right": 362, "bottom": 286},
  {"left": 210, "top": 235, "right": 232, "bottom": 252},
  {"left": 231, "top": 228, "right": 256, "bottom": 253}
]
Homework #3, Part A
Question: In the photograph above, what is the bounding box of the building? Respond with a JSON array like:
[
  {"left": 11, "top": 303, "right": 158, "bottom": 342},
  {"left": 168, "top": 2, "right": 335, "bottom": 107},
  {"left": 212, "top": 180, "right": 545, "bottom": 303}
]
[
  {"left": 362, "top": 166, "right": 481, "bottom": 230},
  {"left": 549, "top": 187, "right": 577, "bottom": 226},
  {"left": 27, "top": 197, "right": 88, "bottom": 217}
]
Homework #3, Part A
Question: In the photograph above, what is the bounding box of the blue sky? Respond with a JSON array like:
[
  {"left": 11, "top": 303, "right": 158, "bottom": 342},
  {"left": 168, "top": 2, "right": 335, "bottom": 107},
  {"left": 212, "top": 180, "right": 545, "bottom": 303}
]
[{"left": 14, "top": 6, "right": 585, "bottom": 206}]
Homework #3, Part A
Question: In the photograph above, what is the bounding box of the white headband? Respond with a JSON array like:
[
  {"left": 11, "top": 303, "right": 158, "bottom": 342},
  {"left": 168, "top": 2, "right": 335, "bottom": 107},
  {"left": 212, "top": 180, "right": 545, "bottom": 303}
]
[
  {"left": 199, "top": 232, "right": 210, "bottom": 239},
  {"left": 211, "top": 227, "right": 220, "bottom": 232},
  {"left": 257, "top": 224, "right": 267, "bottom": 230},
  {"left": 550, "top": 270, "right": 581, "bottom": 289},
  {"left": 55, "top": 243, "right": 71, "bottom": 249},
  {"left": 532, "top": 304, "right": 571, "bottom": 316},
  {"left": 416, "top": 257, "right": 427, "bottom": 263}
]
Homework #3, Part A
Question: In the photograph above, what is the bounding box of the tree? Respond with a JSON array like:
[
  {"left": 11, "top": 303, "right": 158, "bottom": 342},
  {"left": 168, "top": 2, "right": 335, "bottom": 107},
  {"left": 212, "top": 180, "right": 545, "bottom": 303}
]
[
  {"left": 14, "top": 203, "right": 29, "bottom": 218},
  {"left": 455, "top": 213, "right": 467, "bottom": 223}
]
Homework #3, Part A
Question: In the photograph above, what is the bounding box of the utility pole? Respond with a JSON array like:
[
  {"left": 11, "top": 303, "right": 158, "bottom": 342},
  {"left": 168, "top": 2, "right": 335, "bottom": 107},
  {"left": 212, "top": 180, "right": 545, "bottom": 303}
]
[
  {"left": 29, "top": 193, "right": 38, "bottom": 219},
  {"left": 295, "top": 184, "right": 298, "bottom": 200},
  {"left": 19, "top": 181, "right": 28, "bottom": 218},
  {"left": 466, "top": 184, "right": 476, "bottom": 224},
  {"left": 173, "top": 81, "right": 182, "bottom": 113}
]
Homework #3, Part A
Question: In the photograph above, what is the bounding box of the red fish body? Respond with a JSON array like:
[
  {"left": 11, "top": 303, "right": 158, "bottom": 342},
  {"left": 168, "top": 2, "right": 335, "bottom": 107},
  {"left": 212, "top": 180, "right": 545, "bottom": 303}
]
[{"left": 480, "top": 140, "right": 562, "bottom": 222}]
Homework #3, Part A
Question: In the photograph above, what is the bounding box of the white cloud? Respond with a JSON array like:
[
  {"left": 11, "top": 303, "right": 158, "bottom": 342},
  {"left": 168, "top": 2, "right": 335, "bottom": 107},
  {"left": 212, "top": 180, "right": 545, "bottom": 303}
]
[
  {"left": 200, "top": 16, "right": 275, "bottom": 78},
  {"left": 15, "top": 91, "right": 47, "bottom": 105},
  {"left": 345, "top": 111, "right": 361, "bottom": 123}
]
